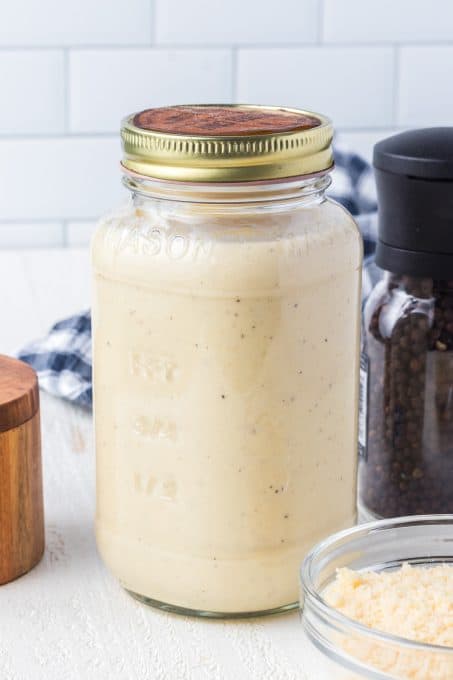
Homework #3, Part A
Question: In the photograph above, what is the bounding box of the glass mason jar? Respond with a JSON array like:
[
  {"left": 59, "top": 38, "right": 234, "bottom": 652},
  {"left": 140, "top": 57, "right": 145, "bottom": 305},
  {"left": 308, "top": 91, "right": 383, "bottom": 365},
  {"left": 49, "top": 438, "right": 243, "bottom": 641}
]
[
  {"left": 358, "top": 128, "right": 453, "bottom": 520},
  {"left": 92, "top": 105, "right": 362, "bottom": 617},
  {"left": 300, "top": 515, "right": 453, "bottom": 680}
]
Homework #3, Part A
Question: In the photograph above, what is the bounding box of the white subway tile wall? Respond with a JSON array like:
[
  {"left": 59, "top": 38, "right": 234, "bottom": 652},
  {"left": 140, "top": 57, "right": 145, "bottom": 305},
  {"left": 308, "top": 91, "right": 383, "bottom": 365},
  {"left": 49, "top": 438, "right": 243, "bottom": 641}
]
[
  {"left": 0, "top": 0, "right": 153, "bottom": 46},
  {"left": 335, "top": 129, "right": 399, "bottom": 163},
  {"left": 0, "top": 51, "right": 65, "bottom": 134},
  {"left": 155, "top": 0, "right": 320, "bottom": 45},
  {"left": 0, "top": 138, "right": 124, "bottom": 220},
  {"left": 237, "top": 47, "right": 395, "bottom": 127},
  {"left": 398, "top": 47, "right": 453, "bottom": 126},
  {"left": 323, "top": 0, "right": 453, "bottom": 43},
  {"left": 0, "top": 0, "right": 451, "bottom": 247},
  {"left": 0, "top": 223, "right": 64, "bottom": 249},
  {"left": 69, "top": 49, "right": 233, "bottom": 133},
  {"left": 66, "top": 222, "right": 98, "bottom": 247}
]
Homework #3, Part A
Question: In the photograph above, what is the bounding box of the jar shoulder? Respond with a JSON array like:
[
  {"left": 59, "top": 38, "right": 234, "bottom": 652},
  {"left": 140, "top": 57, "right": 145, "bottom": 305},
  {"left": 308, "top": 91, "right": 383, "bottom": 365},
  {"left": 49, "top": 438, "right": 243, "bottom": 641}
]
[
  {"left": 324, "top": 196, "right": 362, "bottom": 235},
  {"left": 93, "top": 198, "right": 361, "bottom": 250},
  {"left": 91, "top": 199, "right": 362, "bottom": 293}
]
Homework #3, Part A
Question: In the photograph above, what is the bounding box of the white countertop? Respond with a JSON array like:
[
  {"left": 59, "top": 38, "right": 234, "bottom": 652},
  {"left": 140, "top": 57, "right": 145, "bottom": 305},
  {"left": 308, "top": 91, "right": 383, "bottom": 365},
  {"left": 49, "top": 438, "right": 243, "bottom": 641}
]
[{"left": 0, "top": 249, "right": 313, "bottom": 680}]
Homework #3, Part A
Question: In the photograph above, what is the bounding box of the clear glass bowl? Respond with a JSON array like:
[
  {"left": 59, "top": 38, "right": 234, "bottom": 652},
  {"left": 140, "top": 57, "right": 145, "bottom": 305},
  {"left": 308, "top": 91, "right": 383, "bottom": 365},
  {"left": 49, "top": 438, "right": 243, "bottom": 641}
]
[{"left": 300, "top": 515, "right": 453, "bottom": 679}]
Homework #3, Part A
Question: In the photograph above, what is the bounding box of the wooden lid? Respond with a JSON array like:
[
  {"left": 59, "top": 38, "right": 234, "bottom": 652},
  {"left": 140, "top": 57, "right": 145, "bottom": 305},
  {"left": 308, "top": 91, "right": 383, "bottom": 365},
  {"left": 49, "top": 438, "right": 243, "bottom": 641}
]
[{"left": 0, "top": 355, "right": 39, "bottom": 433}]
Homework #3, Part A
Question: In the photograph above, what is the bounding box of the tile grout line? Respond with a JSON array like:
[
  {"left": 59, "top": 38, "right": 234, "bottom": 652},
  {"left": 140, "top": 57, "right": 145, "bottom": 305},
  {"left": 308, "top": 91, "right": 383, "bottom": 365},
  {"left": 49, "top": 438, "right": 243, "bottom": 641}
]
[
  {"left": 150, "top": 0, "right": 156, "bottom": 45},
  {"left": 1, "top": 41, "right": 452, "bottom": 50},
  {"left": 231, "top": 47, "right": 238, "bottom": 102},
  {"left": 0, "top": 218, "right": 98, "bottom": 225},
  {"left": 393, "top": 44, "right": 401, "bottom": 127},
  {"left": 0, "top": 132, "right": 119, "bottom": 140},
  {"left": 317, "top": 0, "right": 324, "bottom": 44},
  {"left": 63, "top": 48, "right": 70, "bottom": 133},
  {"left": 61, "top": 220, "right": 68, "bottom": 247}
]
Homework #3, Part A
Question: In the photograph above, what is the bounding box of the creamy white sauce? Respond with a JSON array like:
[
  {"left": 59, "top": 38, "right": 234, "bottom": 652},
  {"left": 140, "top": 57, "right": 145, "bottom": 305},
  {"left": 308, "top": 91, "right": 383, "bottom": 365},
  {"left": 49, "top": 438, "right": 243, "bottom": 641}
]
[{"left": 92, "top": 197, "right": 362, "bottom": 614}]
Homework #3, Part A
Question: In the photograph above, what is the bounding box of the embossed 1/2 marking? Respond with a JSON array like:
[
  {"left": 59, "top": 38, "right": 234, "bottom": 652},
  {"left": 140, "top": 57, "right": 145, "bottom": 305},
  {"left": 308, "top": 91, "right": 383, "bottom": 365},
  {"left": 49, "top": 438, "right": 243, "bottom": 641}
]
[
  {"left": 134, "top": 472, "right": 157, "bottom": 495},
  {"left": 160, "top": 479, "right": 178, "bottom": 501},
  {"left": 134, "top": 472, "right": 178, "bottom": 502},
  {"left": 130, "top": 351, "right": 179, "bottom": 384},
  {"left": 134, "top": 416, "right": 178, "bottom": 442}
]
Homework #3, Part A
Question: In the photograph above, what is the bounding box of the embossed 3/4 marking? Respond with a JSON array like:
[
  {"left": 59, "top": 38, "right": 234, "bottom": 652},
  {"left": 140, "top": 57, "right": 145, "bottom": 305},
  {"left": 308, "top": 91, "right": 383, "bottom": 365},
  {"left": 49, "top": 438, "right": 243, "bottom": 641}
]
[
  {"left": 134, "top": 416, "right": 178, "bottom": 441},
  {"left": 130, "top": 351, "right": 179, "bottom": 383},
  {"left": 134, "top": 473, "right": 178, "bottom": 502}
]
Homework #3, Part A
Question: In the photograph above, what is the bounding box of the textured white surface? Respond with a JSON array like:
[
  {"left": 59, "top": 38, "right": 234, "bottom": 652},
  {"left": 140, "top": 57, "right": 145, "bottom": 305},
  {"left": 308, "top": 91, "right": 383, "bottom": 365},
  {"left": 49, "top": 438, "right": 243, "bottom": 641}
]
[{"left": 0, "top": 248, "right": 315, "bottom": 680}]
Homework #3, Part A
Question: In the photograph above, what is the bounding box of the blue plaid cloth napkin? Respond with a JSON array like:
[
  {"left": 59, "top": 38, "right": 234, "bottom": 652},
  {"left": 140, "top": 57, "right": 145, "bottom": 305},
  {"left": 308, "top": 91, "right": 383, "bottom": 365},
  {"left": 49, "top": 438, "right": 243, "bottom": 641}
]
[{"left": 17, "top": 147, "right": 379, "bottom": 409}]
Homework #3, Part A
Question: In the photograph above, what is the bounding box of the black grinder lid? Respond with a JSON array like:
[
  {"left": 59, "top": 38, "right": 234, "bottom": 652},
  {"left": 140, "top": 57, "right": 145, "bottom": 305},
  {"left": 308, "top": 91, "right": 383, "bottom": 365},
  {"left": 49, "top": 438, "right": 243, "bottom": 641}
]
[{"left": 373, "top": 128, "right": 453, "bottom": 278}]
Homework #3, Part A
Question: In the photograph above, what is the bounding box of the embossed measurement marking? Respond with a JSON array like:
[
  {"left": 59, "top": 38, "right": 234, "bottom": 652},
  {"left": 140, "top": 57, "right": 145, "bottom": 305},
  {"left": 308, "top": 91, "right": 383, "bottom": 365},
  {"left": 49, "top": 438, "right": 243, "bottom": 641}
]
[
  {"left": 134, "top": 472, "right": 178, "bottom": 502},
  {"left": 130, "top": 351, "right": 179, "bottom": 383},
  {"left": 133, "top": 416, "right": 178, "bottom": 441}
]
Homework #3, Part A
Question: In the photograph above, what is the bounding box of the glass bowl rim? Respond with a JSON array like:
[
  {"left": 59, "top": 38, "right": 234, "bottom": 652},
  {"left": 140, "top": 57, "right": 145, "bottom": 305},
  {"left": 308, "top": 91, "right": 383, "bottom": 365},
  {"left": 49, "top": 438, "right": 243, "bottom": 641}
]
[{"left": 300, "top": 514, "right": 453, "bottom": 654}]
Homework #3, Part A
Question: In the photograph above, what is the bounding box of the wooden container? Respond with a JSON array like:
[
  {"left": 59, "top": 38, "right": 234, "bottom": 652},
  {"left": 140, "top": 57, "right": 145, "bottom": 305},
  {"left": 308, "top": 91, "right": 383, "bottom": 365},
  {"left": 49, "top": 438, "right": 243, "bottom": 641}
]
[{"left": 0, "top": 355, "right": 44, "bottom": 584}]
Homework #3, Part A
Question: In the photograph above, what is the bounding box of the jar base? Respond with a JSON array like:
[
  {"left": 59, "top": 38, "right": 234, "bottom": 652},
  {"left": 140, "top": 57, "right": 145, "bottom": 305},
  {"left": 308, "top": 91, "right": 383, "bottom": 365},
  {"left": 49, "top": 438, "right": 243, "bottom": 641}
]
[{"left": 126, "top": 589, "right": 298, "bottom": 619}]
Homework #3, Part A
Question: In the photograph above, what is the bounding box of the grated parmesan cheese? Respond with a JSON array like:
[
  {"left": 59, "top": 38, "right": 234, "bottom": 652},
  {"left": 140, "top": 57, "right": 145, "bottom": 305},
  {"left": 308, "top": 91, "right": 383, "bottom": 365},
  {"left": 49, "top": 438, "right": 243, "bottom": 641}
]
[
  {"left": 323, "top": 563, "right": 453, "bottom": 679},
  {"left": 325, "top": 563, "right": 453, "bottom": 647}
]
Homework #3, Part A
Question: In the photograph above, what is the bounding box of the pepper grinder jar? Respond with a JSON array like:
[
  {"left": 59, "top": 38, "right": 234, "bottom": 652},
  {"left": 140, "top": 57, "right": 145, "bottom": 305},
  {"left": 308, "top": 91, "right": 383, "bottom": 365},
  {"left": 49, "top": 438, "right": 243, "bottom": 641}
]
[
  {"left": 0, "top": 355, "right": 44, "bottom": 583},
  {"left": 359, "top": 128, "right": 453, "bottom": 519}
]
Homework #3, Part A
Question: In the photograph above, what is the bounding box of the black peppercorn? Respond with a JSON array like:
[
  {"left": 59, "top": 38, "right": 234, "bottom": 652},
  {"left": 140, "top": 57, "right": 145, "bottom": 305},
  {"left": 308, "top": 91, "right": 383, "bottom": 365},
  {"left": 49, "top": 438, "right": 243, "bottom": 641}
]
[{"left": 359, "top": 273, "right": 453, "bottom": 518}]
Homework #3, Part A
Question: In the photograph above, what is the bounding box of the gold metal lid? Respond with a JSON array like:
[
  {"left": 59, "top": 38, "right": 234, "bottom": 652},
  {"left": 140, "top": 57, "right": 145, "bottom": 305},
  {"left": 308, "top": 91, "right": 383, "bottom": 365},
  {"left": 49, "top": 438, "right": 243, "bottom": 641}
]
[{"left": 121, "top": 104, "right": 333, "bottom": 183}]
